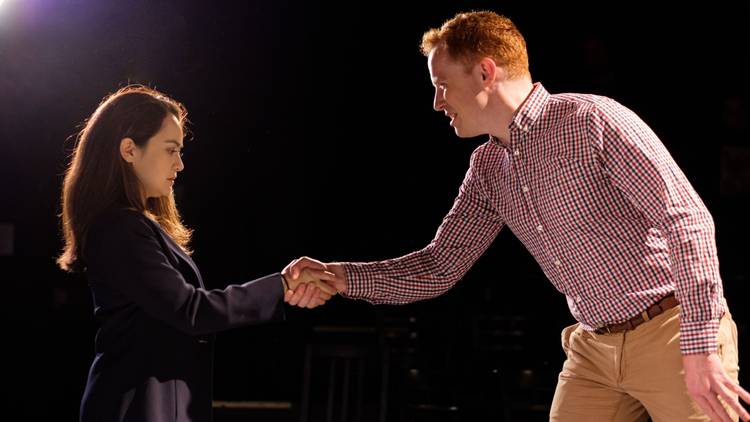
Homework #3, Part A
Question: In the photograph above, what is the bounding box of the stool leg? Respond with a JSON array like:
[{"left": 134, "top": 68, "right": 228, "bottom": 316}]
[
  {"left": 379, "top": 348, "right": 389, "bottom": 422},
  {"left": 341, "top": 359, "right": 351, "bottom": 422},
  {"left": 357, "top": 357, "right": 366, "bottom": 422},
  {"left": 301, "top": 345, "right": 313, "bottom": 422},
  {"left": 326, "top": 360, "right": 337, "bottom": 422}
]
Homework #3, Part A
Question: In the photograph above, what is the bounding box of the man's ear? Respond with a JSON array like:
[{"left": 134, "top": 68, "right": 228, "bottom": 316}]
[
  {"left": 478, "top": 57, "right": 501, "bottom": 85},
  {"left": 119, "top": 138, "right": 138, "bottom": 163}
]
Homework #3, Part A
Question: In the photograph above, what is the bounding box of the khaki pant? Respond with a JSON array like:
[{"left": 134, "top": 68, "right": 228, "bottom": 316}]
[{"left": 550, "top": 306, "right": 740, "bottom": 421}]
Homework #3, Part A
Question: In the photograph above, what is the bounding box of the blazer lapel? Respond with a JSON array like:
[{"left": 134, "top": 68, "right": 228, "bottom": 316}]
[{"left": 149, "top": 220, "right": 205, "bottom": 289}]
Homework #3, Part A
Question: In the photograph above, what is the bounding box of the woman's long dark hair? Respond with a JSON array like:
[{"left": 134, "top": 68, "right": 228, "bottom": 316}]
[{"left": 57, "top": 85, "right": 192, "bottom": 272}]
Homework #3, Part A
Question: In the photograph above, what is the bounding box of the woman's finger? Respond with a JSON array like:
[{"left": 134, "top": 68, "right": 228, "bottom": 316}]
[{"left": 288, "top": 283, "right": 307, "bottom": 306}]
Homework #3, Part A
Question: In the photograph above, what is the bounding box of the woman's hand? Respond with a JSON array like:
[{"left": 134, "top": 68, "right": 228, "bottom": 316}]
[{"left": 281, "top": 263, "right": 338, "bottom": 309}]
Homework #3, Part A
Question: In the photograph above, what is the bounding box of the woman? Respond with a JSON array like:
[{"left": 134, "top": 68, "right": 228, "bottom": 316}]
[{"left": 57, "top": 85, "right": 336, "bottom": 422}]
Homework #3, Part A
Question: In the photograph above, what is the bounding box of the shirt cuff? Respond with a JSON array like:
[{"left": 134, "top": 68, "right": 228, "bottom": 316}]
[
  {"left": 340, "top": 262, "right": 379, "bottom": 303},
  {"left": 680, "top": 318, "right": 721, "bottom": 355}
]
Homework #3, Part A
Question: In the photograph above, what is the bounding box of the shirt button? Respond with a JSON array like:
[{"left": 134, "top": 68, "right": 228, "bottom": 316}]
[
  {"left": 554, "top": 259, "right": 562, "bottom": 266},
  {"left": 513, "top": 149, "right": 520, "bottom": 156},
  {"left": 521, "top": 185, "right": 529, "bottom": 193},
  {"left": 536, "top": 224, "right": 544, "bottom": 232},
  {"left": 575, "top": 295, "right": 582, "bottom": 303}
]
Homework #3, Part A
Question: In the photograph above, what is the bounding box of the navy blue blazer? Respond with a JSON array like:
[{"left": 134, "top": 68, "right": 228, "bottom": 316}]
[{"left": 79, "top": 208, "right": 285, "bottom": 422}]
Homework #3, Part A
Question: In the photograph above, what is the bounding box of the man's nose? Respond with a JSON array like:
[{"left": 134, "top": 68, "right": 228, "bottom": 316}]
[{"left": 433, "top": 89, "right": 445, "bottom": 111}]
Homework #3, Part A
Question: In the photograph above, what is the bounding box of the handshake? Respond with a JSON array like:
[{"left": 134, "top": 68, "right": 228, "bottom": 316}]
[{"left": 280, "top": 257, "right": 347, "bottom": 309}]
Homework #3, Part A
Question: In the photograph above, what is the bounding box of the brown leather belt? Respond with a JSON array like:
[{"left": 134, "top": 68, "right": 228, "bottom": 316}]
[{"left": 594, "top": 293, "right": 679, "bottom": 335}]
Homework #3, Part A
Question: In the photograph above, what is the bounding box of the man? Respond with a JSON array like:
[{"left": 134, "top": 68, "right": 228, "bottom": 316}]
[{"left": 284, "top": 11, "right": 749, "bottom": 422}]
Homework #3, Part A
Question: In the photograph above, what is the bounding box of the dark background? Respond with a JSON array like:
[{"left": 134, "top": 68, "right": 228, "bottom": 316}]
[{"left": 0, "top": 0, "right": 748, "bottom": 420}]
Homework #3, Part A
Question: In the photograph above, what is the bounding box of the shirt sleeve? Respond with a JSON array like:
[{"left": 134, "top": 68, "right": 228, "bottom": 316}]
[
  {"left": 587, "top": 102, "right": 724, "bottom": 355},
  {"left": 342, "top": 145, "right": 505, "bottom": 305},
  {"left": 86, "top": 209, "right": 285, "bottom": 336}
]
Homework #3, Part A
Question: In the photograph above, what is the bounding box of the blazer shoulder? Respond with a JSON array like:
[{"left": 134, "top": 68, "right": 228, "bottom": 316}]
[{"left": 88, "top": 207, "right": 159, "bottom": 246}]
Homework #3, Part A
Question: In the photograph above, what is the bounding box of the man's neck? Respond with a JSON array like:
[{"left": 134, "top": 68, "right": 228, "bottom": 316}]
[{"left": 488, "top": 79, "right": 534, "bottom": 146}]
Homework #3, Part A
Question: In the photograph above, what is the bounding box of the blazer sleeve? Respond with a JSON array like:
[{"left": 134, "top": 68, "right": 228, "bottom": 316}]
[{"left": 85, "top": 209, "right": 285, "bottom": 336}]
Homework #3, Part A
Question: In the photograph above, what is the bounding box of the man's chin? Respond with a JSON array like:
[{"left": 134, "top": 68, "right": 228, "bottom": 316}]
[{"left": 453, "top": 127, "right": 480, "bottom": 139}]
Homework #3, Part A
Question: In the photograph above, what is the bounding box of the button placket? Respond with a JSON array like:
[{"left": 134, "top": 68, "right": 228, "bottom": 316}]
[{"left": 511, "top": 131, "right": 564, "bottom": 281}]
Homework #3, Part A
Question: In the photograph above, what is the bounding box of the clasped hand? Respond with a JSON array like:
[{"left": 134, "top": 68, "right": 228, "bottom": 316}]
[{"left": 280, "top": 257, "right": 347, "bottom": 308}]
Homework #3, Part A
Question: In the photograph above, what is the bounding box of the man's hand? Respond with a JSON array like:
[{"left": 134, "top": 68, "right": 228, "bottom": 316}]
[
  {"left": 286, "top": 256, "right": 347, "bottom": 294},
  {"left": 281, "top": 262, "right": 338, "bottom": 309},
  {"left": 683, "top": 353, "right": 750, "bottom": 421}
]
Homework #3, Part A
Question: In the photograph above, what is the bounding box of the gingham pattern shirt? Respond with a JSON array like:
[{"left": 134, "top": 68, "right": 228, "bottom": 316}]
[{"left": 343, "top": 83, "right": 726, "bottom": 355}]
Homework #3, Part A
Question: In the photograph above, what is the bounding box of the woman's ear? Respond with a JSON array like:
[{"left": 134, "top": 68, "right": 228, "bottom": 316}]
[{"left": 119, "top": 138, "right": 138, "bottom": 163}]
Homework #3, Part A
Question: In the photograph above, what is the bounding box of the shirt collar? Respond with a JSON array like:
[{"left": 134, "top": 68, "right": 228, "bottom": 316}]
[{"left": 488, "top": 82, "right": 550, "bottom": 145}]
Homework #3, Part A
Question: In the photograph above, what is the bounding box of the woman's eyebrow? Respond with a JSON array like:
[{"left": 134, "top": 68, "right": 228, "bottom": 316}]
[{"left": 164, "top": 140, "right": 184, "bottom": 148}]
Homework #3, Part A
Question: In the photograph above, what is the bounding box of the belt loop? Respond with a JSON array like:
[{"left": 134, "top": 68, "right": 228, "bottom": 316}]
[{"left": 641, "top": 310, "right": 650, "bottom": 322}]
